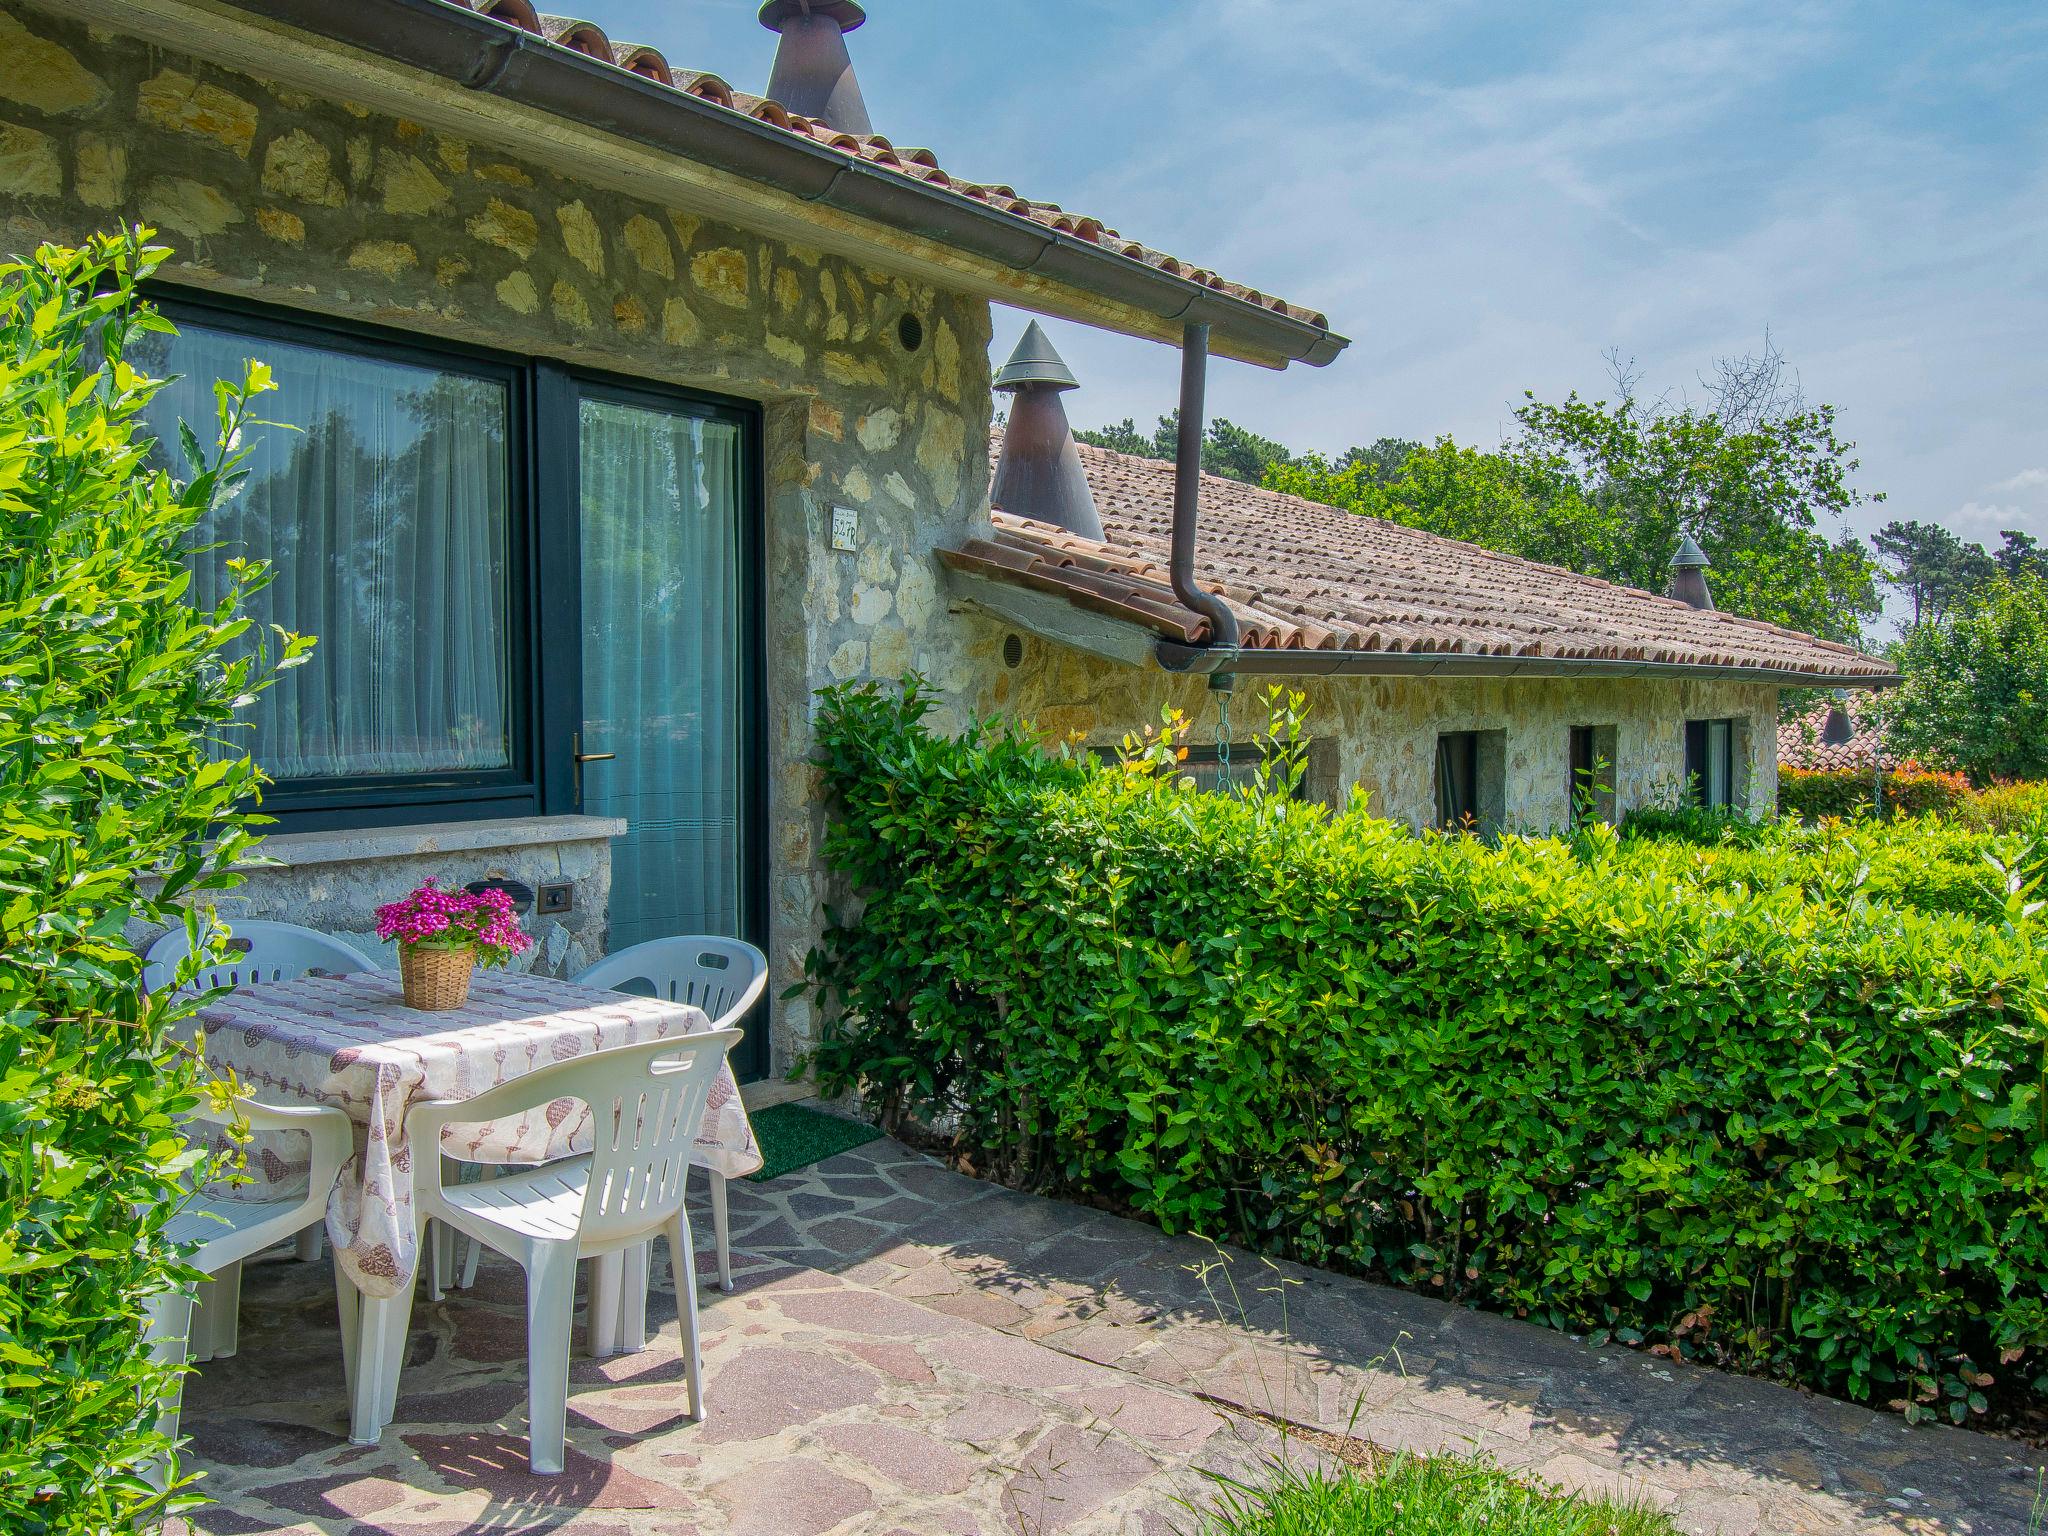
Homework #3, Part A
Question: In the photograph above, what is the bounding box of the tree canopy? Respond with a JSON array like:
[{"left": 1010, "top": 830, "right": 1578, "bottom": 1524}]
[
  {"left": 1075, "top": 410, "right": 1420, "bottom": 489},
  {"left": 1265, "top": 386, "right": 1882, "bottom": 644},
  {"left": 1874, "top": 519, "right": 2048, "bottom": 628},
  {"left": 1888, "top": 576, "right": 2048, "bottom": 784}
]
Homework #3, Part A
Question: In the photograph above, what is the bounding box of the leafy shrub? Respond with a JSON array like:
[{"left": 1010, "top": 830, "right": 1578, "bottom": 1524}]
[
  {"left": 1778, "top": 765, "right": 1970, "bottom": 821},
  {"left": 1620, "top": 799, "right": 2047, "bottom": 925},
  {"left": 1621, "top": 817, "right": 2042, "bottom": 925},
  {"left": 1611, "top": 803, "right": 1781, "bottom": 848},
  {"left": 805, "top": 679, "right": 2048, "bottom": 1427},
  {"left": 1956, "top": 780, "right": 2048, "bottom": 837},
  {"left": 0, "top": 233, "right": 298, "bottom": 1530}
]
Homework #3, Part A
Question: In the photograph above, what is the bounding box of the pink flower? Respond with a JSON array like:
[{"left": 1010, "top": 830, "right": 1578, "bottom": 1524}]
[{"left": 377, "top": 877, "right": 533, "bottom": 967}]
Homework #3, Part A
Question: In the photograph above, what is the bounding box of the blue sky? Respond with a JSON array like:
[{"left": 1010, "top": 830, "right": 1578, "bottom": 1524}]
[{"left": 581, "top": 1, "right": 2047, "bottom": 615}]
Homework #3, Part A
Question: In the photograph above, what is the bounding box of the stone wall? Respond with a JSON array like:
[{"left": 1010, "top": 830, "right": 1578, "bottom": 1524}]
[
  {"left": 949, "top": 617, "right": 1782, "bottom": 829},
  {"left": 132, "top": 818, "right": 622, "bottom": 979},
  {"left": 0, "top": 1, "right": 995, "bottom": 1076}
]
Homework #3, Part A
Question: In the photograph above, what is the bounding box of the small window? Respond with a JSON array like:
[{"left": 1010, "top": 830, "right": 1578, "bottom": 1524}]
[
  {"left": 1176, "top": 744, "right": 1307, "bottom": 798},
  {"left": 1569, "top": 724, "right": 1618, "bottom": 825},
  {"left": 1685, "top": 718, "right": 1740, "bottom": 808},
  {"left": 1093, "top": 742, "right": 1307, "bottom": 799},
  {"left": 1437, "top": 731, "right": 1478, "bottom": 829},
  {"left": 1436, "top": 729, "right": 1506, "bottom": 833}
]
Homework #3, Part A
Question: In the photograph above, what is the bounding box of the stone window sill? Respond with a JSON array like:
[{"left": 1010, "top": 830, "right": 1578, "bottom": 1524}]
[{"left": 233, "top": 816, "right": 629, "bottom": 872}]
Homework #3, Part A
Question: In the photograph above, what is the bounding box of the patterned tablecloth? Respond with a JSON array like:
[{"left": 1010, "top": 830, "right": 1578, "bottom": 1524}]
[{"left": 196, "top": 969, "right": 762, "bottom": 1299}]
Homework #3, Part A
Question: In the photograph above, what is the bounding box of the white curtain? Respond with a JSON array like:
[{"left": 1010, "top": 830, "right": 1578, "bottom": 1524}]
[
  {"left": 577, "top": 398, "right": 743, "bottom": 948},
  {"left": 1705, "top": 719, "right": 1733, "bottom": 807},
  {"left": 142, "top": 324, "right": 511, "bottom": 780}
]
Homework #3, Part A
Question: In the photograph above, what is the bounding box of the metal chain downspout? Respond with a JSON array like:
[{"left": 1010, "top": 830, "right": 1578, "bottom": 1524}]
[{"left": 1216, "top": 686, "right": 1233, "bottom": 794}]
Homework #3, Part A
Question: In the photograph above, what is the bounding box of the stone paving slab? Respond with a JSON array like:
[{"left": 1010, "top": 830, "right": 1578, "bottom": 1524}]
[
  {"left": 174, "top": 1135, "right": 2047, "bottom": 1535},
  {"left": 722, "top": 1138, "right": 2046, "bottom": 1536},
  {"left": 176, "top": 1241, "right": 1289, "bottom": 1535}
]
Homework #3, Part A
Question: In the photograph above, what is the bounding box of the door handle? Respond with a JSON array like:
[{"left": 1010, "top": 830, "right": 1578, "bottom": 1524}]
[{"left": 572, "top": 733, "right": 615, "bottom": 802}]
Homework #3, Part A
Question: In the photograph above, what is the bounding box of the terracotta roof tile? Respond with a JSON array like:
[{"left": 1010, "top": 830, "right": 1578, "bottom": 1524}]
[
  {"left": 943, "top": 433, "right": 1899, "bottom": 683},
  {"left": 428, "top": 1, "right": 1326, "bottom": 330},
  {"left": 1778, "top": 700, "right": 1902, "bottom": 770}
]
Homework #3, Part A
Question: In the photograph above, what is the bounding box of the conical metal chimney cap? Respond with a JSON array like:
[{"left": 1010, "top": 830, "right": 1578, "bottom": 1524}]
[
  {"left": 994, "top": 321, "right": 1079, "bottom": 393},
  {"left": 1666, "top": 534, "right": 1715, "bottom": 610},
  {"left": 760, "top": 0, "right": 871, "bottom": 133},
  {"left": 760, "top": 0, "right": 866, "bottom": 32},
  {"left": 1821, "top": 701, "right": 1857, "bottom": 746}
]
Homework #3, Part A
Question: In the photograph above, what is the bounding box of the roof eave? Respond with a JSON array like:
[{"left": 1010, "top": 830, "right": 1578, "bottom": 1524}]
[
  {"left": 87, "top": 0, "right": 1348, "bottom": 369},
  {"left": 949, "top": 568, "right": 1902, "bottom": 687},
  {"left": 947, "top": 570, "right": 1165, "bottom": 667}
]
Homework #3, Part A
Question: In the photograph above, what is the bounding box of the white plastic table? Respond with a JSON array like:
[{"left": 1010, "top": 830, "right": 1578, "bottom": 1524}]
[{"left": 195, "top": 968, "right": 762, "bottom": 1441}]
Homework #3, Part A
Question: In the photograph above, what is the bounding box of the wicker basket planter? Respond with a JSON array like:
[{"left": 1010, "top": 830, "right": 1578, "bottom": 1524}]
[{"left": 399, "top": 943, "right": 476, "bottom": 1011}]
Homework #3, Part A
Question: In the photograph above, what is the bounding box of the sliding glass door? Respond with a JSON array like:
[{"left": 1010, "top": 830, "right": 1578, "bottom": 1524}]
[
  {"left": 575, "top": 385, "right": 764, "bottom": 1075},
  {"left": 138, "top": 293, "right": 768, "bottom": 1071}
]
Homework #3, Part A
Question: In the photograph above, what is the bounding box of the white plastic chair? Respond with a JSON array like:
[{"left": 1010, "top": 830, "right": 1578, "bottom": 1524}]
[
  {"left": 141, "top": 919, "right": 376, "bottom": 996},
  {"left": 570, "top": 937, "right": 767, "bottom": 1298},
  {"left": 142, "top": 920, "right": 374, "bottom": 1265},
  {"left": 145, "top": 1098, "right": 352, "bottom": 1457},
  {"left": 381, "top": 1028, "right": 743, "bottom": 1474}
]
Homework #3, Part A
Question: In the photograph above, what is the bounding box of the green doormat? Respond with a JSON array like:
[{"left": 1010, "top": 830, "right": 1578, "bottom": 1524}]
[{"left": 747, "top": 1102, "right": 883, "bottom": 1182}]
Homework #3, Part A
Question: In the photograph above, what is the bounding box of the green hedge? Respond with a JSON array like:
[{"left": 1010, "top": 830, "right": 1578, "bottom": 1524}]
[
  {"left": 0, "top": 234, "right": 298, "bottom": 1530},
  {"left": 1779, "top": 765, "right": 1972, "bottom": 821},
  {"left": 805, "top": 681, "right": 2048, "bottom": 1427},
  {"left": 1619, "top": 808, "right": 2046, "bottom": 925}
]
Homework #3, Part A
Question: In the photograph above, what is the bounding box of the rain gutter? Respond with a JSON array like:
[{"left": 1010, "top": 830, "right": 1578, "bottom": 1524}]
[
  {"left": 1153, "top": 640, "right": 1901, "bottom": 688},
  {"left": 209, "top": 0, "right": 1350, "bottom": 369}
]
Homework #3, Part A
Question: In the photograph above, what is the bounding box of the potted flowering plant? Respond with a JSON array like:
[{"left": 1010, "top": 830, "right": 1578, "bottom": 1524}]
[{"left": 376, "top": 879, "right": 533, "bottom": 1010}]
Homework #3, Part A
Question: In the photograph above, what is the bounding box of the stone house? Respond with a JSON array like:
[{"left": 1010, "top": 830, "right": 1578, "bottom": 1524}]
[
  {"left": 953, "top": 328, "right": 1898, "bottom": 833},
  {"left": 0, "top": 0, "right": 1893, "bottom": 1087}
]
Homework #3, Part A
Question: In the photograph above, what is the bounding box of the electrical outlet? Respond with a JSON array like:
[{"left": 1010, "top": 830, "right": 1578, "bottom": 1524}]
[
  {"left": 831, "top": 505, "right": 859, "bottom": 552},
  {"left": 537, "top": 882, "right": 573, "bottom": 916}
]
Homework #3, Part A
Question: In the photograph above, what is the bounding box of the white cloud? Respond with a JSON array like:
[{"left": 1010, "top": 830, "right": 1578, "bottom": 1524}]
[
  {"left": 1946, "top": 501, "right": 2038, "bottom": 539},
  {"left": 1992, "top": 468, "right": 2048, "bottom": 495}
]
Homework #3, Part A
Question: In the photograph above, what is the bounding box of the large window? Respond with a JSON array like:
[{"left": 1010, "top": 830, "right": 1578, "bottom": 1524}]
[
  {"left": 133, "top": 293, "right": 764, "bottom": 839},
  {"left": 1685, "top": 718, "right": 1741, "bottom": 809},
  {"left": 141, "top": 321, "right": 520, "bottom": 789}
]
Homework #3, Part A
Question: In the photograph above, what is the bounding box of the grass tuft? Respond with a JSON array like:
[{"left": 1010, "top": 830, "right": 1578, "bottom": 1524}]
[{"left": 1189, "top": 1453, "right": 1679, "bottom": 1536}]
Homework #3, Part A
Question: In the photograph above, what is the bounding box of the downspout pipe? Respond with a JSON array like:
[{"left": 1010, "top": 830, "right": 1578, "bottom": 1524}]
[{"left": 1168, "top": 323, "right": 1240, "bottom": 693}]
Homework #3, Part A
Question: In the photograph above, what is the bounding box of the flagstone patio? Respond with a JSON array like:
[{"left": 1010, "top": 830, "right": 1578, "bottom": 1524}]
[{"left": 176, "top": 1132, "right": 2044, "bottom": 1536}]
